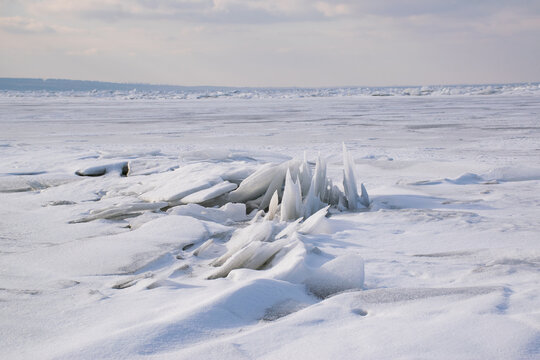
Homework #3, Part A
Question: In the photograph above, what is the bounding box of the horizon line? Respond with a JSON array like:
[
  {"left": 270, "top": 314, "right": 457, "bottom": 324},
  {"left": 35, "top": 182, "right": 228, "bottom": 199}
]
[{"left": 1, "top": 77, "right": 539, "bottom": 91}]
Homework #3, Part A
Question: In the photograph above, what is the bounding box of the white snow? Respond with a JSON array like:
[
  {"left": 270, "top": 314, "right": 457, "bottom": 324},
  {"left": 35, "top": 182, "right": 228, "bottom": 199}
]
[
  {"left": 0, "top": 89, "right": 539, "bottom": 360},
  {"left": 304, "top": 253, "right": 365, "bottom": 298}
]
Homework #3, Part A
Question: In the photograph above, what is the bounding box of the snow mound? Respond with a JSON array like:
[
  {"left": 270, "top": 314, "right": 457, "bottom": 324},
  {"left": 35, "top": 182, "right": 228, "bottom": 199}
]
[
  {"left": 75, "top": 162, "right": 129, "bottom": 177},
  {"left": 305, "top": 254, "right": 365, "bottom": 298},
  {"left": 483, "top": 166, "right": 540, "bottom": 182}
]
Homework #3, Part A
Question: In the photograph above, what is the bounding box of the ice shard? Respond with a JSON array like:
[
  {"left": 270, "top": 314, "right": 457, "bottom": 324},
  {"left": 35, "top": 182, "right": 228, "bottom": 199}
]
[
  {"left": 303, "top": 173, "right": 326, "bottom": 218},
  {"left": 360, "top": 183, "right": 370, "bottom": 207},
  {"left": 210, "top": 220, "right": 273, "bottom": 267},
  {"left": 228, "top": 163, "right": 282, "bottom": 203},
  {"left": 299, "top": 205, "right": 330, "bottom": 234},
  {"left": 342, "top": 143, "right": 360, "bottom": 210},
  {"left": 280, "top": 169, "right": 303, "bottom": 222},
  {"left": 258, "top": 164, "right": 287, "bottom": 210},
  {"left": 266, "top": 191, "right": 279, "bottom": 220},
  {"left": 298, "top": 153, "right": 312, "bottom": 197}
]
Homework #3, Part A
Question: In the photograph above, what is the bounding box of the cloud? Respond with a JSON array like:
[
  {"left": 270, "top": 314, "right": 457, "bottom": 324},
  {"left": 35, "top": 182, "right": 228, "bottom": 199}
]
[
  {"left": 314, "top": 2, "right": 350, "bottom": 17},
  {"left": 346, "top": 0, "right": 540, "bottom": 19},
  {"left": 3, "top": 0, "right": 539, "bottom": 86},
  {"left": 18, "top": 0, "right": 540, "bottom": 33},
  {"left": 25, "top": 0, "right": 348, "bottom": 23},
  {"left": 66, "top": 47, "right": 99, "bottom": 56},
  {"left": 0, "top": 16, "right": 56, "bottom": 33}
]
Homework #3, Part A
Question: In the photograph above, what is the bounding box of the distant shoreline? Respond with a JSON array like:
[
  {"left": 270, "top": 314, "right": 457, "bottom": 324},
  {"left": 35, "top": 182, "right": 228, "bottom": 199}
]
[{"left": 1, "top": 77, "right": 538, "bottom": 93}]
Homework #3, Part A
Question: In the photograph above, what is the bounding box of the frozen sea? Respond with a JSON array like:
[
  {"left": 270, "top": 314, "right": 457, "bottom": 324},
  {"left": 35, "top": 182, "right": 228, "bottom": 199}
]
[{"left": 1, "top": 82, "right": 539, "bottom": 359}]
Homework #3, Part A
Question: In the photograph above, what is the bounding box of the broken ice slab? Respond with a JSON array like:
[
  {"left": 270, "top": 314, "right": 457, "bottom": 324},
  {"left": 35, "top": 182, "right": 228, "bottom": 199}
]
[
  {"left": 228, "top": 163, "right": 288, "bottom": 203},
  {"left": 207, "top": 238, "right": 289, "bottom": 279},
  {"left": 70, "top": 201, "right": 168, "bottom": 223},
  {"left": 180, "top": 181, "right": 237, "bottom": 204},
  {"left": 138, "top": 162, "right": 249, "bottom": 204},
  {"left": 168, "top": 203, "right": 248, "bottom": 224}
]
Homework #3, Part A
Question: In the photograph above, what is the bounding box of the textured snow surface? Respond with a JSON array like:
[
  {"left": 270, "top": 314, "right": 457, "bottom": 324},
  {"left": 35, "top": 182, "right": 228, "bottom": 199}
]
[
  {"left": 1, "top": 92, "right": 539, "bottom": 359},
  {"left": 2, "top": 82, "right": 539, "bottom": 100}
]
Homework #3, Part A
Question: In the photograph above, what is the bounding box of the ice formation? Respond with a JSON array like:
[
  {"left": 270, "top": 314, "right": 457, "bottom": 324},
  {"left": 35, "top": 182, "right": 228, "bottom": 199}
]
[
  {"left": 135, "top": 145, "right": 368, "bottom": 225},
  {"left": 67, "top": 145, "right": 370, "bottom": 282},
  {"left": 60, "top": 145, "right": 370, "bottom": 284},
  {"left": 189, "top": 145, "right": 368, "bottom": 280},
  {"left": 223, "top": 145, "right": 368, "bottom": 219}
]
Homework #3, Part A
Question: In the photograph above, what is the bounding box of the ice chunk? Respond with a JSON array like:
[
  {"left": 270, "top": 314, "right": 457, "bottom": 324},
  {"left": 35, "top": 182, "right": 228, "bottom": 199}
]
[
  {"left": 207, "top": 238, "right": 289, "bottom": 279},
  {"left": 75, "top": 162, "right": 129, "bottom": 177},
  {"left": 298, "top": 153, "right": 312, "bottom": 197},
  {"left": 322, "top": 178, "right": 333, "bottom": 204},
  {"left": 207, "top": 241, "right": 260, "bottom": 279},
  {"left": 258, "top": 166, "right": 287, "bottom": 211},
  {"left": 140, "top": 175, "right": 215, "bottom": 203},
  {"left": 329, "top": 183, "right": 342, "bottom": 206},
  {"left": 210, "top": 221, "right": 274, "bottom": 267},
  {"left": 276, "top": 218, "right": 303, "bottom": 239},
  {"left": 228, "top": 163, "right": 283, "bottom": 203},
  {"left": 264, "top": 237, "right": 309, "bottom": 283},
  {"left": 312, "top": 155, "right": 328, "bottom": 200},
  {"left": 136, "top": 162, "right": 246, "bottom": 204},
  {"left": 220, "top": 169, "right": 254, "bottom": 185},
  {"left": 299, "top": 206, "right": 330, "bottom": 234},
  {"left": 243, "top": 238, "right": 289, "bottom": 271},
  {"left": 265, "top": 191, "right": 279, "bottom": 220},
  {"left": 294, "top": 176, "right": 303, "bottom": 215},
  {"left": 71, "top": 201, "right": 168, "bottom": 223},
  {"left": 180, "top": 181, "right": 237, "bottom": 204},
  {"left": 168, "top": 203, "right": 247, "bottom": 224},
  {"left": 193, "top": 239, "right": 214, "bottom": 257},
  {"left": 219, "top": 202, "right": 249, "bottom": 222},
  {"left": 360, "top": 183, "right": 370, "bottom": 207},
  {"left": 280, "top": 169, "right": 303, "bottom": 222},
  {"left": 303, "top": 173, "right": 326, "bottom": 218},
  {"left": 246, "top": 194, "right": 265, "bottom": 212},
  {"left": 141, "top": 180, "right": 214, "bottom": 204},
  {"left": 342, "top": 143, "right": 360, "bottom": 210}
]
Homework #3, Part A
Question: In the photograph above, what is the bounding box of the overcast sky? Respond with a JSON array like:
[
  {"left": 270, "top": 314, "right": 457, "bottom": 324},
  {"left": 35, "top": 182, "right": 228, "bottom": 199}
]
[{"left": 1, "top": 0, "right": 539, "bottom": 87}]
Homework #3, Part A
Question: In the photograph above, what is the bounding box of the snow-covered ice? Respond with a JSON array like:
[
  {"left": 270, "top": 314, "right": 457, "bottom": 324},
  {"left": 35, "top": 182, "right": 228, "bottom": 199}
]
[{"left": 0, "top": 86, "right": 539, "bottom": 359}]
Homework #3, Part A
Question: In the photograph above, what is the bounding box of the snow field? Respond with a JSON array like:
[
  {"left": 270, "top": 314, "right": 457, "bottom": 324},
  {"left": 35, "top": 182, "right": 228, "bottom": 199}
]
[{"left": 0, "top": 92, "right": 539, "bottom": 359}]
